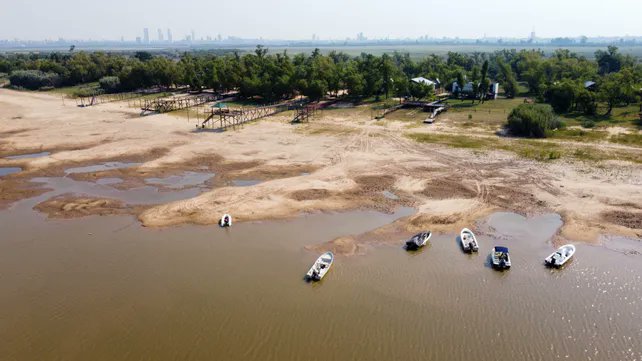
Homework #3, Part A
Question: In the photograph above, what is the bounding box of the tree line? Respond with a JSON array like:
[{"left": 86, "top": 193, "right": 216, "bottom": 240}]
[{"left": 2, "top": 46, "right": 641, "bottom": 115}]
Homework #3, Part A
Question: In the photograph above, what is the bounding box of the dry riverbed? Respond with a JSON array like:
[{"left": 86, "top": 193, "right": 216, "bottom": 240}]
[{"left": 1, "top": 89, "right": 640, "bottom": 254}]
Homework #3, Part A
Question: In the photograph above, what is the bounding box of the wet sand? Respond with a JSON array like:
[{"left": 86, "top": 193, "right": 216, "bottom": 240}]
[{"left": 1, "top": 89, "right": 640, "bottom": 246}]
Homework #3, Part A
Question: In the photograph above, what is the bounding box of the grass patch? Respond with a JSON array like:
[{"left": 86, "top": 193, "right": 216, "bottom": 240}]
[
  {"left": 383, "top": 109, "right": 426, "bottom": 122},
  {"left": 559, "top": 104, "right": 641, "bottom": 129},
  {"left": 496, "top": 140, "right": 563, "bottom": 161},
  {"left": 610, "top": 132, "right": 642, "bottom": 147},
  {"left": 406, "top": 132, "right": 642, "bottom": 163},
  {"left": 550, "top": 128, "right": 610, "bottom": 142},
  {"left": 406, "top": 132, "right": 493, "bottom": 149}
]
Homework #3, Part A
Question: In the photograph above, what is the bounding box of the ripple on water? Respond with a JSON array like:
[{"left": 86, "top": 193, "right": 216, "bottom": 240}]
[
  {"left": 480, "top": 212, "right": 563, "bottom": 244},
  {"left": 0, "top": 206, "right": 641, "bottom": 360}
]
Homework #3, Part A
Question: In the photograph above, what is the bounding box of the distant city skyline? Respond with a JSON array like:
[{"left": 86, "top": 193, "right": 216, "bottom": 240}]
[{"left": 1, "top": 0, "right": 642, "bottom": 41}]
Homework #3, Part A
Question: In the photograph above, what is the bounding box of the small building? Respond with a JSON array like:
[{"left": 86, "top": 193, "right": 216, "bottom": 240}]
[
  {"left": 452, "top": 81, "right": 500, "bottom": 99},
  {"left": 488, "top": 82, "right": 500, "bottom": 99},
  {"left": 451, "top": 81, "right": 475, "bottom": 94},
  {"left": 411, "top": 77, "right": 440, "bottom": 89}
]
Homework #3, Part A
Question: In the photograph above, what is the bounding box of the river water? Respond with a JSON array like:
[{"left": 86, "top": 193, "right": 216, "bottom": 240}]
[{"left": 0, "top": 192, "right": 640, "bottom": 360}]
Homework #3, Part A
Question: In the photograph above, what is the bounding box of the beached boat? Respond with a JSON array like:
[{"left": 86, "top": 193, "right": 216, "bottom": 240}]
[
  {"left": 491, "top": 246, "right": 511, "bottom": 269},
  {"left": 219, "top": 214, "right": 232, "bottom": 227},
  {"left": 544, "top": 244, "right": 576, "bottom": 268},
  {"left": 405, "top": 231, "right": 432, "bottom": 250},
  {"left": 460, "top": 228, "right": 479, "bottom": 252},
  {"left": 305, "top": 252, "right": 334, "bottom": 281}
]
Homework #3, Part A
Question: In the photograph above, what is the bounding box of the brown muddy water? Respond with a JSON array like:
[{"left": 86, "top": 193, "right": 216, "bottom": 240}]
[{"left": 1, "top": 189, "right": 641, "bottom": 360}]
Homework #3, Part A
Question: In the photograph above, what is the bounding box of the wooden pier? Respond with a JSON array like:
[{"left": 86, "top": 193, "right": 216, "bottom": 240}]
[
  {"left": 200, "top": 103, "right": 284, "bottom": 130},
  {"left": 76, "top": 92, "right": 143, "bottom": 107},
  {"left": 76, "top": 89, "right": 165, "bottom": 107},
  {"left": 292, "top": 103, "right": 320, "bottom": 123},
  {"left": 141, "top": 94, "right": 218, "bottom": 115},
  {"left": 200, "top": 99, "right": 312, "bottom": 130}
]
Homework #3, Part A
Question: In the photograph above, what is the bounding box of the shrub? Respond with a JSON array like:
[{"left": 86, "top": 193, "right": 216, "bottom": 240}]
[
  {"left": 9, "top": 70, "right": 60, "bottom": 90},
  {"left": 506, "top": 104, "right": 562, "bottom": 138},
  {"left": 581, "top": 120, "right": 596, "bottom": 128},
  {"left": 99, "top": 76, "right": 121, "bottom": 93}
]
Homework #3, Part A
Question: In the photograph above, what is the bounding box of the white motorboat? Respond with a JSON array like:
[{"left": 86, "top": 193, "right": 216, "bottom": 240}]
[
  {"left": 491, "top": 246, "right": 511, "bottom": 269},
  {"left": 306, "top": 252, "right": 334, "bottom": 281},
  {"left": 460, "top": 228, "right": 479, "bottom": 252},
  {"left": 220, "top": 214, "right": 232, "bottom": 227},
  {"left": 405, "top": 231, "right": 432, "bottom": 250},
  {"left": 544, "top": 244, "right": 576, "bottom": 268}
]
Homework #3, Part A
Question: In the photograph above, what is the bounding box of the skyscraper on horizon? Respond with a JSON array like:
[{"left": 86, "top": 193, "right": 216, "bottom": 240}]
[
  {"left": 167, "top": 28, "right": 172, "bottom": 43},
  {"left": 143, "top": 28, "right": 149, "bottom": 44},
  {"left": 191, "top": 29, "right": 195, "bottom": 43},
  {"left": 157, "top": 28, "right": 163, "bottom": 42}
]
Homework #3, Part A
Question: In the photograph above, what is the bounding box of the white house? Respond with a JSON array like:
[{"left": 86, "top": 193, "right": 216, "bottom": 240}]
[
  {"left": 452, "top": 81, "right": 500, "bottom": 99},
  {"left": 451, "top": 81, "right": 475, "bottom": 93},
  {"left": 411, "top": 77, "right": 440, "bottom": 88}
]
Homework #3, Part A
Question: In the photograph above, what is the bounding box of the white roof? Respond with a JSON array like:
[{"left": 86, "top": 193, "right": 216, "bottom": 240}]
[{"left": 411, "top": 77, "right": 436, "bottom": 86}]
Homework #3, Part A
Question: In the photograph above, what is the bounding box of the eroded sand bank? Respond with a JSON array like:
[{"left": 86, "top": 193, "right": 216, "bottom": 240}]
[{"left": 1, "top": 89, "right": 640, "bottom": 252}]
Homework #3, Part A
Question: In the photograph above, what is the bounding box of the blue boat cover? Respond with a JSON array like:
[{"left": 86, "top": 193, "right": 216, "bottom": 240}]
[{"left": 495, "top": 246, "right": 509, "bottom": 253}]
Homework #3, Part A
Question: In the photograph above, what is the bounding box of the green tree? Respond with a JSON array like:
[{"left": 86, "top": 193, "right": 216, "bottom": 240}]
[
  {"left": 575, "top": 89, "right": 597, "bottom": 115},
  {"left": 409, "top": 81, "right": 434, "bottom": 100},
  {"left": 478, "top": 60, "right": 490, "bottom": 102},
  {"left": 598, "top": 69, "right": 636, "bottom": 115},
  {"left": 546, "top": 81, "right": 579, "bottom": 113},
  {"left": 497, "top": 59, "right": 518, "bottom": 98},
  {"left": 595, "top": 46, "right": 622, "bottom": 75}
]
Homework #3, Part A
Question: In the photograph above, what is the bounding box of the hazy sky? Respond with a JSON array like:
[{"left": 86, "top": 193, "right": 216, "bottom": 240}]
[{"left": 1, "top": 0, "right": 641, "bottom": 40}]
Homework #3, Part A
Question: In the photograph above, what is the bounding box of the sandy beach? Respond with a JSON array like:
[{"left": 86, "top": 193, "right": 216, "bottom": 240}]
[{"left": 1, "top": 89, "right": 640, "bottom": 254}]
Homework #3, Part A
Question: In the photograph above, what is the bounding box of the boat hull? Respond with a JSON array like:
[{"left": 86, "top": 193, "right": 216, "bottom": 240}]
[
  {"left": 460, "top": 228, "right": 479, "bottom": 253},
  {"left": 405, "top": 231, "right": 431, "bottom": 251},
  {"left": 544, "top": 245, "right": 575, "bottom": 268},
  {"left": 305, "top": 252, "right": 334, "bottom": 282},
  {"left": 219, "top": 214, "right": 232, "bottom": 227}
]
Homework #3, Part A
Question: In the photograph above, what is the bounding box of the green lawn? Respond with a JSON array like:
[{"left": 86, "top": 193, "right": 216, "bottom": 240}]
[
  {"left": 559, "top": 104, "right": 641, "bottom": 129},
  {"left": 445, "top": 97, "right": 526, "bottom": 129}
]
